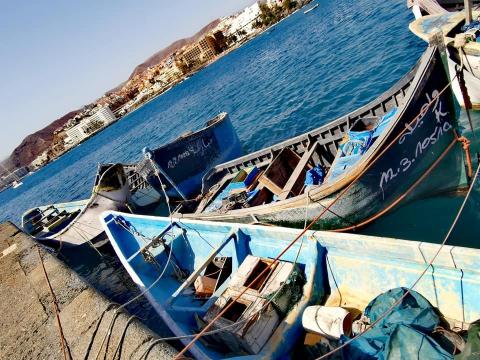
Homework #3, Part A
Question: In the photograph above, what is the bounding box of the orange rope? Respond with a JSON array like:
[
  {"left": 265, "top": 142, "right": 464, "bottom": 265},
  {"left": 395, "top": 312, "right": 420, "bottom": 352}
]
[
  {"left": 457, "top": 136, "right": 473, "bottom": 178},
  {"left": 174, "top": 66, "right": 458, "bottom": 359},
  {"left": 332, "top": 138, "right": 458, "bottom": 232},
  {"left": 316, "top": 162, "right": 480, "bottom": 360}
]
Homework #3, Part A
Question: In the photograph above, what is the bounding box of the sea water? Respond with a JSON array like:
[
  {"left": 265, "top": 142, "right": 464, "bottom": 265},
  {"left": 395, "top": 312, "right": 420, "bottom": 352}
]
[{"left": 1, "top": 0, "right": 479, "bottom": 250}]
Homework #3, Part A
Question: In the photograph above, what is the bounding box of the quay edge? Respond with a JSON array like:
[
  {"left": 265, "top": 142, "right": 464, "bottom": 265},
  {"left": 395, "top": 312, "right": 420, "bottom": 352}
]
[{"left": 0, "top": 221, "right": 178, "bottom": 360}]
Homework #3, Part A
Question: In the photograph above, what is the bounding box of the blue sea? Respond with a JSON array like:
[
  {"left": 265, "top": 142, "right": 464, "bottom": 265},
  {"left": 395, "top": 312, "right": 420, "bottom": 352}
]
[{"left": 1, "top": 0, "right": 479, "bottom": 249}]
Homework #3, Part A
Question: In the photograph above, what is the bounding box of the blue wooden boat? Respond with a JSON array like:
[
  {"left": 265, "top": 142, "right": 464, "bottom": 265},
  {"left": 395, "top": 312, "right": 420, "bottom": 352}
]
[
  {"left": 101, "top": 211, "right": 480, "bottom": 358},
  {"left": 135, "top": 112, "right": 243, "bottom": 200},
  {"left": 171, "top": 45, "right": 468, "bottom": 231}
]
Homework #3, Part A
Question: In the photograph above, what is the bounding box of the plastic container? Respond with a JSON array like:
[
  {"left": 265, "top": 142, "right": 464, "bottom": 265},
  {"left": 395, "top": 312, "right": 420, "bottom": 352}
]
[{"left": 302, "top": 305, "right": 352, "bottom": 339}]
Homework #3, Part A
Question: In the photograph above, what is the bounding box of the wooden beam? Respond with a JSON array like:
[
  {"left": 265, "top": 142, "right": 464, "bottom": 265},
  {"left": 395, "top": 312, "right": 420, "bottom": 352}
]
[
  {"left": 168, "top": 230, "right": 237, "bottom": 302},
  {"left": 465, "top": 0, "right": 473, "bottom": 25},
  {"left": 278, "top": 142, "right": 320, "bottom": 201}
]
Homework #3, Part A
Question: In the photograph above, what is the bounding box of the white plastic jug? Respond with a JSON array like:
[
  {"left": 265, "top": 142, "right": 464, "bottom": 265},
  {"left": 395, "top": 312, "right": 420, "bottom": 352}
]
[{"left": 302, "top": 305, "right": 352, "bottom": 339}]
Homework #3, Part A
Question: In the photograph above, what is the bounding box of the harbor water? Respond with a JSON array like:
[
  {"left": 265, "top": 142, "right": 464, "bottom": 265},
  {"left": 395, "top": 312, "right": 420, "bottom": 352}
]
[{"left": 1, "top": 0, "right": 480, "bottom": 252}]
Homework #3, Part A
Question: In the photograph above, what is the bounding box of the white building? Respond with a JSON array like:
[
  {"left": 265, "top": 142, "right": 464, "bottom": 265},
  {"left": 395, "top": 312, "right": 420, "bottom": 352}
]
[
  {"left": 65, "top": 106, "right": 116, "bottom": 145},
  {"left": 88, "top": 106, "right": 116, "bottom": 126},
  {"left": 222, "top": 3, "right": 261, "bottom": 37},
  {"left": 65, "top": 124, "right": 88, "bottom": 144}
]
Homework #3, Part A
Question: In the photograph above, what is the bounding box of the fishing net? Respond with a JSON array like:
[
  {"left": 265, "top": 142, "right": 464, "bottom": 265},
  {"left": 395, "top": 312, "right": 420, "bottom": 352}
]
[{"left": 266, "top": 264, "right": 306, "bottom": 317}]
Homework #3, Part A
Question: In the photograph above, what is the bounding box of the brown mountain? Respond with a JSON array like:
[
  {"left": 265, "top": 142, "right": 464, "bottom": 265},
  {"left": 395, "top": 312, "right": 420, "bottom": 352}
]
[
  {"left": 8, "top": 18, "right": 221, "bottom": 169},
  {"left": 128, "top": 18, "right": 221, "bottom": 80},
  {"left": 8, "top": 110, "right": 80, "bottom": 168}
]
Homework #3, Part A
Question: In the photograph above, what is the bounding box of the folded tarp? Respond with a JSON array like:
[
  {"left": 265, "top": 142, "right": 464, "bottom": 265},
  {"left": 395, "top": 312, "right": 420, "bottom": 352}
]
[
  {"left": 340, "top": 287, "right": 453, "bottom": 359},
  {"left": 326, "top": 108, "right": 397, "bottom": 183}
]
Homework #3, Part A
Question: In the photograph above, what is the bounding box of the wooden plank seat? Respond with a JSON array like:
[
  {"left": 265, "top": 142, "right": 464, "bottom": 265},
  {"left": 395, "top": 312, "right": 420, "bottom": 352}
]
[{"left": 278, "top": 142, "right": 320, "bottom": 200}]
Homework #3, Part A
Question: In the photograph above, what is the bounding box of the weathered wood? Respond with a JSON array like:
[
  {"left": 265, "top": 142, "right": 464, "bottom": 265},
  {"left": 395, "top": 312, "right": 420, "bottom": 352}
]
[
  {"left": 466, "top": 0, "right": 474, "bottom": 23},
  {"left": 258, "top": 148, "right": 302, "bottom": 196},
  {"left": 278, "top": 142, "right": 320, "bottom": 201},
  {"left": 408, "top": 0, "right": 448, "bottom": 15},
  {"left": 169, "top": 230, "right": 236, "bottom": 301}
]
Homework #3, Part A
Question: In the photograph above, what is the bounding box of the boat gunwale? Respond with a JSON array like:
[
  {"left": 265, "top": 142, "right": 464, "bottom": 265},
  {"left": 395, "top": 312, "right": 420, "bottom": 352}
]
[
  {"left": 21, "top": 163, "right": 127, "bottom": 241},
  {"left": 102, "top": 210, "right": 480, "bottom": 271},
  {"left": 181, "top": 47, "right": 437, "bottom": 220},
  {"left": 146, "top": 112, "right": 229, "bottom": 154}
]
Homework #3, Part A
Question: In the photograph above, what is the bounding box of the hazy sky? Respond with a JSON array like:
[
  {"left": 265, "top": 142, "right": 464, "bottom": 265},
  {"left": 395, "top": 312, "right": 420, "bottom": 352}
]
[{"left": 0, "top": 0, "right": 255, "bottom": 159}]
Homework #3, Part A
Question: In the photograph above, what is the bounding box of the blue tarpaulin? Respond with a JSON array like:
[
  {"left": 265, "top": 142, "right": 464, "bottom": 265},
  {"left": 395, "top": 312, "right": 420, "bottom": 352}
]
[
  {"left": 305, "top": 165, "right": 326, "bottom": 186},
  {"left": 326, "top": 108, "right": 397, "bottom": 183},
  {"left": 341, "top": 288, "right": 453, "bottom": 359}
]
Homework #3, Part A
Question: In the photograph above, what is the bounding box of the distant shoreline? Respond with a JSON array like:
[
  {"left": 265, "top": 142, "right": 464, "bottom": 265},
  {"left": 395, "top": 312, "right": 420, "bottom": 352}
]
[{"left": 23, "top": 1, "right": 313, "bottom": 175}]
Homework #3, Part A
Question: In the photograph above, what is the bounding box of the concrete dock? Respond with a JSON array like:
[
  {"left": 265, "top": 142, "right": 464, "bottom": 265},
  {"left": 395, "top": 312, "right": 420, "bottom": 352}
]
[{"left": 0, "top": 222, "right": 178, "bottom": 359}]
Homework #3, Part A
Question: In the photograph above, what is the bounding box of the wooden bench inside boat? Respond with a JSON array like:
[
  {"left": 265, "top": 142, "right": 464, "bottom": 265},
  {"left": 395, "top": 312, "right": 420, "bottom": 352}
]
[
  {"left": 278, "top": 141, "right": 321, "bottom": 200},
  {"left": 257, "top": 147, "right": 311, "bottom": 197}
]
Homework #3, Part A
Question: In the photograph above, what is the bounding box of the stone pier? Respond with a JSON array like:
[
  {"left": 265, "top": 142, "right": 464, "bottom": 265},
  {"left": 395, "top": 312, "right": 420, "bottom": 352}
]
[{"left": 0, "top": 222, "right": 178, "bottom": 359}]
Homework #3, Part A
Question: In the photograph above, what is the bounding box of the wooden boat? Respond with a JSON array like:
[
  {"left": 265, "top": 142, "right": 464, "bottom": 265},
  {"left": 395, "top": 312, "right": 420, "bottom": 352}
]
[
  {"left": 101, "top": 211, "right": 324, "bottom": 359},
  {"left": 407, "top": 0, "right": 480, "bottom": 19},
  {"left": 172, "top": 46, "right": 465, "bottom": 229},
  {"left": 408, "top": 2, "right": 480, "bottom": 108},
  {"left": 101, "top": 211, "right": 480, "bottom": 358},
  {"left": 22, "top": 164, "right": 130, "bottom": 248},
  {"left": 135, "top": 112, "right": 243, "bottom": 201}
]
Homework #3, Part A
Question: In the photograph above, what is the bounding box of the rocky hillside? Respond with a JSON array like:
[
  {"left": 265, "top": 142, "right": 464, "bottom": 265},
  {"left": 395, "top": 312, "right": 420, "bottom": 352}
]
[
  {"left": 8, "top": 110, "right": 80, "bottom": 168},
  {"left": 128, "top": 19, "right": 221, "bottom": 80},
  {"left": 8, "top": 19, "right": 222, "bottom": 169}
]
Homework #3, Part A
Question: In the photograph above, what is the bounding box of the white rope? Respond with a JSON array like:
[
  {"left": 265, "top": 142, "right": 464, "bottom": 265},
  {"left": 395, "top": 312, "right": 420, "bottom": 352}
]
[{"left": 93, "top": 219, "right": 180, "bottom": 360}]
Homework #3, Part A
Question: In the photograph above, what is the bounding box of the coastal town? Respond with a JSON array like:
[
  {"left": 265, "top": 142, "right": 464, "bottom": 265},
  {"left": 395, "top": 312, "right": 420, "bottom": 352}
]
[{"left": 0, "top": 0, "right": 309, "bottom": 192}]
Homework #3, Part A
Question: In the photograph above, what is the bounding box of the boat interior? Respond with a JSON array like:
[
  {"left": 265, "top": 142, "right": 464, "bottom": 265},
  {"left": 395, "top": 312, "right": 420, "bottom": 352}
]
[
  {"left": 181, "top": 104, "right": 402, "bottom": 215},
  {"left": 22, "top": 200, "right": 88, "bottom": 238},
  {"left": 123, "top": 164, "right": 167, "bottom": 214},
  {"left": 22, "top": 163, "right": 129, "bottom": 239},
  {"left": 105, "top": 214, "right": 320, "bottom": 358},
  {"left": 103, "top": 213, "right": 480, "bottom": 358},
  {"left": 169, "top": 55, "right": 426, "bottom": 217}
]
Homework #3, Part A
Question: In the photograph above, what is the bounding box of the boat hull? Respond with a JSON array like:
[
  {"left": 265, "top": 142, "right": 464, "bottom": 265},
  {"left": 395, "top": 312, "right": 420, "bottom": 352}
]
[
  {"left": 449, "top": 49, "right": 480, "bottom": 109},
  {"left": 408, "top": 8, "right": 480, "bottom": 108},
  {"left": 101, "top": 211, "right": 480, "bottom": 358},
  {"left": 102, "top": 212, "right": 324, "bottom": 359},
  {"left": 137, "top": 112, "right": 243, "bottom": 199},
  {"left": 22, "top": 164, "right": 130, "bottom": 248},
  {"left": 177, "top": 47, "right": 465, "bottom": 230}
]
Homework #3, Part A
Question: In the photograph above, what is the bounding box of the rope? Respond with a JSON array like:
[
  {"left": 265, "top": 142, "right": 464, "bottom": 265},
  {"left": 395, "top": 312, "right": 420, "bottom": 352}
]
[
  {"left": 82, "top": 304, "right": 119, "bottom": 360},
  {"left": 94, "top": 310, "right": 122, "bottom": 360},
  {"left": 332, "top": 136, "right": 458, "bottom": 232},
  {"left": 458, "top": 136, "right": 473, "bottom": 178},
  {"left": 70, "top": 224, "right": 104, "bottom": 257},
  {"left": 315, "top": 162, "right": 480, "bottom": 360},
  {"left": 457, "top": 49, "right": 480, "bottom": 159},
  {"left": 174, "top": 60, "right": 459, "bottom": 359},
  {"left": 91, "top": 227, "right": 179, "bottom": 360},
  {"left": 111, "top": 315, "right": 136, "bottom": 360},
  {"left": 36, "top": 246, "right": 72, "bottom": 360},
  {"left": 139, "top": 227, "right": 308, "bottom": 359}
]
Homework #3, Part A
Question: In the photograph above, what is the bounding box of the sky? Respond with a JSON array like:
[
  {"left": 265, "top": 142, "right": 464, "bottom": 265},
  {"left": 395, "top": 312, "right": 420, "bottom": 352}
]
[{"left": 0, "top": 0, "right": 255, "bottom": 159}]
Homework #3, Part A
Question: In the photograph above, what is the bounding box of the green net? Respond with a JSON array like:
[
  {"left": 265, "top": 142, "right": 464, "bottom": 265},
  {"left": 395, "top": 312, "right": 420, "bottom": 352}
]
[{"left": 266, "top": 264, "right": 306, "bottom": 317}]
